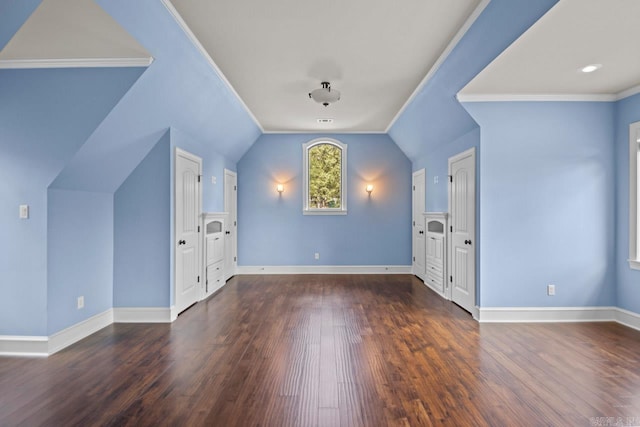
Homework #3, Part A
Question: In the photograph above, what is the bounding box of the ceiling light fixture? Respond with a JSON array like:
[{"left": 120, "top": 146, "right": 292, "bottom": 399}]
[
  {"left": 309, "top": 81, "right": 340, "bottom": 107},
  {"left": 317, "top": 118, "right": 334, "bottom": 124},
  {"left": 580, "top": 64, "right": 602, "bottom": 73}
]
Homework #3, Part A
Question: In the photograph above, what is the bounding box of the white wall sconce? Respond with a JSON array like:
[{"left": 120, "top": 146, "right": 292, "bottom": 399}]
[
  {"left": 276, "top": 184, "right": 284, "bottom": 194},
  {"left": 366, "top": 184, "right": 374, "bottom": 195}
]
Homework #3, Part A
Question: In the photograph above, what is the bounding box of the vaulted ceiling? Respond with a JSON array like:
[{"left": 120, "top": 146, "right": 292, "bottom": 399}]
[
  {"left": 459, "top": 0, "right": 640, "bottom": 101},
  {"left": 168, "top": 0, "right": 485, "bottom": 133},
  {"left": 2, "top": 0, "right": 639, "bottom": 155}
]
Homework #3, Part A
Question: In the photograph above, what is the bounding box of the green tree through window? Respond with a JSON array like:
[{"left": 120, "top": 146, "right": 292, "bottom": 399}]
[
  {"left": 308, "top": 143, "right": 342, "bottom": 208},
  {"left": 303, "top": 138, "right": 347, "bottom": 215}
]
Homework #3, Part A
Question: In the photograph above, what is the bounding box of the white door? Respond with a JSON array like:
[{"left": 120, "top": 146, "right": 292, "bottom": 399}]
[
  {"left": 449, "top": 148, "right": 476, "bottom": 316},
  {"left": 175, "top": 148, "right": 201, "bottom": 315},
  {"left": 412, "top": 169, "right": 426, "bottom": 280},
  {"left": 224, "top": 169, "right": 237, "bottom": 280}
]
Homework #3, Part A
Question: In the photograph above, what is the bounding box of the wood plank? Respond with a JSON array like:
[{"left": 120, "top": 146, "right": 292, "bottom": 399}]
[{"left": 1, "top": 274, "right": 640, "bottom": 426}]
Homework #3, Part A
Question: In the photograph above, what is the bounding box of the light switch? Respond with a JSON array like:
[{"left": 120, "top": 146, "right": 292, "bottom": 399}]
[
  {"left": 19, "top": 204, "right": 29, "bottom": 219},
  {"left": 211, "top": 176, "right": 217, "bottom": 184}
]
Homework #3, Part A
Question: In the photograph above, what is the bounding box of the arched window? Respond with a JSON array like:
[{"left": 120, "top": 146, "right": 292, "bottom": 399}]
[{"left": 302, "top": 138, "right": 347, "bottom": 215}]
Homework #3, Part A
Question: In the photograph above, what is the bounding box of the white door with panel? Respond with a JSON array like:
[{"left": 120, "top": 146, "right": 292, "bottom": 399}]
[
  {"left": 412, "top": 169, "right": 426, "bottom": 280},
  {"left": 449, "top": 148, "right": 476, "bottom": 316},
  {"left": 224, "top": 169, "right": 237, "bottom": 280},
  {"left": 175, "top": 148, "right": 202, "bottom": 315}
]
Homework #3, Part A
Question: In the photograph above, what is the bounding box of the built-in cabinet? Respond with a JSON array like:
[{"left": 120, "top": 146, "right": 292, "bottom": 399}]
[
  {"left": 423, "top": 212, "right": 448, "bottom": 299},
  {"left": 202, "top": 212, "right": 228, "bottom": 300}
]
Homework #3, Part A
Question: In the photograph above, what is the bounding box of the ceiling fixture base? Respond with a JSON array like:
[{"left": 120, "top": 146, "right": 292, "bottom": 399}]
[{"left": 309, "top": 81, "right": 340, "bottom": 107}]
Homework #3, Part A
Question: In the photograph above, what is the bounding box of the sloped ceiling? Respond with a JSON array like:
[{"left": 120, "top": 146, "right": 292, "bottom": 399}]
[
  {"left": 168, "top": 0, "right": 486, "bottom": 133},
  {"left": 0, "top": 0, "right": 152, "bottom": 67},
  {"left": 459, "top": 0, "right": 640, "bottom": 100},
  {"left": 388, "top": 0, "right": 558, "bottom": 160}
]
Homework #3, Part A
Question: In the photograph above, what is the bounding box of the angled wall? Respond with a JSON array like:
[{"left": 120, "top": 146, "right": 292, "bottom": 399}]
[
  {"left": 0, "top": 67, "right": 144, "bottom": 336},
  {"left": 114, "top": 131, "right": 171, "bottom": 308}
]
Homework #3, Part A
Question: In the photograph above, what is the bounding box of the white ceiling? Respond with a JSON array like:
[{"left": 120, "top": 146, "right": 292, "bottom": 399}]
[
  {"left": 168, "top": 0, "right": 485, "bottom": 133},
  {"left": 0, "top": 0, "right": 151, "bottom": 68},
  {"left": 459, "top": 0, "right": 640, "bottom": 101}
]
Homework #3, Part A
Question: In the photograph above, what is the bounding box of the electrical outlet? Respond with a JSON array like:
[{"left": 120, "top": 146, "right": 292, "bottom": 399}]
[
  {"left": 434, "top": 176, "right": 439, "bottom": 184},
  {"left": 77, "top": 296, "right": 84, "bottom": 309},
  {"left": 211, "top": 176, "right": 217, "bottom": 184},
  {"left": 547, "top": 284, "right": 555, "bottom": 296},
  {"left": 314, "top": 252, "right": 320, "bottom": 260}
]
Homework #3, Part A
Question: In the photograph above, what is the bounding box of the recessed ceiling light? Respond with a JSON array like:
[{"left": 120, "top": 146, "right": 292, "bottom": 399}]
[
  {"left": 317, "top": 118, "right": 334, "bottom": 124},
  {"left": 580, "top": 64, "right": 602, "bottom": 73}
]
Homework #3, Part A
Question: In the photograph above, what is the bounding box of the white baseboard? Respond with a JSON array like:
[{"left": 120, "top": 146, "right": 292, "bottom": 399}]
[
  {"left": 113, "top": 307, "right": 174, "bottom": 323},
  {"left": 615, "top": 307, "right": 640, "bottom": 331},
  {"left": 237, "top": 265, "right": 412, "bottom": 275},
  {"left": 0, "top": 335, "right": 49, "bottom": 357},
  {"left": 2, "top": 303, "right": 639, "bottom": 358},
  {"left": 49, "top": 309, "right": 114, "bottom": 355},
  {"left": 478, "top": 306, "right": 617, "bottom": 323}
]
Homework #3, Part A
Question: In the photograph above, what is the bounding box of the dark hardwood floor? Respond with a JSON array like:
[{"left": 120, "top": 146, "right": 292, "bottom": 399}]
[{"left": 1, "top": 274, "right": 640, "bottom": 426}]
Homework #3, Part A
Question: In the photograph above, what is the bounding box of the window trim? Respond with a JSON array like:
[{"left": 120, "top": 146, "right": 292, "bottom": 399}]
[
  {"left": 629, "top": 121, "right": 640, "bottom": 270},
  {"left": 302, "top": 138, "right": 348, "bottom": 215}
]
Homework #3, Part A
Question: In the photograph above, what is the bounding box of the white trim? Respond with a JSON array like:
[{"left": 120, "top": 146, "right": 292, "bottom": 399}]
[
  {"left": 302, "top": 138, "right": 348, "bottom": 215},
  {"left": 48, "top": 309, "right": 114, "bottom": 355},
  {"left": 0, "top": 335, "right": 49, "bottom": 357},
  {"left": 113, "top": 307, "right": 174, "bottom": 323},
  {"left": 161, "top": 0, "right": 263, "bottom": 132},
  {"left": 629, "top": 122, "right": 640, "bottom": 270},
  {"left": 615, "top": 308, "right": 640, "bottom": 331},
  {"left": 0, "top": 57, "right": 154, "bottom": 69},
  {"left": 237, "top": 265, "right": 412, "bottom": 275},
  {"left": 616, "top": 84, "right": 640, "bottom": 101},
  {"left": 262, "top": 130, "right": 387, "bottom": 135},
  {"left": 302, "top": 209, "right": 348, "bottom": 216},
  {"left": 478, "top": 306, "right": 616, "bottom": 323},
  {"left": 385, "top": 0, "right": 490, "bottom": 132},
  {"left": 456, "top": 93, "right": 617, "bottom": 103},
  {"left": 629, "top": 259, "right": 640, "bottom": 270}
]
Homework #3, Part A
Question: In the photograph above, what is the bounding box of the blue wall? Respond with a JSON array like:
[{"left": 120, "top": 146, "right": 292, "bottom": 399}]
[
  {"left": 465, "top": 101, "right": 616, "bottom": 307},
  {"left": 114, "top": 131, "right": 171, "bottom": 308},
  {"left": 0, "top": 0, "right": 259, "bottom": 336},
  {"left": 389, "top": 0, "right": 557, "bottom": 160},
  {"left": 113, "top": 127, "right": 237, "bottom": 309},
  {"left": 615, "top": 93, "right": 640, "bottom": 314},
  {"left": 412, "top": 128, "right": 480, "bottom": 212},
  {"left": 0, "top": 68, "right": 143, "bottom": 336},
  {"left": 51, "top": 0, "right": 261, "bottom": 194},
  {"left": 0, "top": 0, "right": 41, "bottom": 50},
  {"left": 47, "top": 190, "right": 113, "bottom": 334},
  {"left": 237, "top": 134, "right": 412, "bottom": 266}
]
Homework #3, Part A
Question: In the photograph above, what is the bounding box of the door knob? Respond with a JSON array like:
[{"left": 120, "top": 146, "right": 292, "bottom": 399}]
[
  {"left": 225, "top": 231, "right": 230, "bottom": 235},
  {"left": 464, "top": 239, "right": 472, "bottom": 245},
  {"left": 178, "top": 239, "right": 186, "bottom": 245}
]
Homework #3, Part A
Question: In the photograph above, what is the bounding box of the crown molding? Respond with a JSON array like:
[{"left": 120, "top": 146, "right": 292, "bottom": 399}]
[
  {"left": 456, "top": 92, "right": 617, "bottom": 103},
  {"left": 616, "top": 83, "right": 640, "bottom": 101},
  {"left": 0, "top": 57, "right": 154, "bottom": 69},
  {"left": 261, "top": 130, "right": 387, "bottom": 135}
]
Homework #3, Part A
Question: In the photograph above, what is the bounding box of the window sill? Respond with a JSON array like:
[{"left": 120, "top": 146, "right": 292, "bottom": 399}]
[
  {"left": 629, "top": 259, "right": 640, "bottom": 270},
  {"left": 303, "top": 209, "right": 348, "bottom": 216}
]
